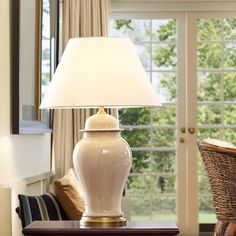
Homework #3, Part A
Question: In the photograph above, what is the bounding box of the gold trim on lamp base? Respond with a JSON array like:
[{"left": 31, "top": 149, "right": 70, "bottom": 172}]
[{"left": 79, "top": 216, "right": 127, "bottom": 227}]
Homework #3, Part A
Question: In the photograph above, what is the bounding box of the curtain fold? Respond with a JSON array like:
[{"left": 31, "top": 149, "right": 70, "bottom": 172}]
[{"left": 53, "top": 0, "right": 111, "bottom": 179}]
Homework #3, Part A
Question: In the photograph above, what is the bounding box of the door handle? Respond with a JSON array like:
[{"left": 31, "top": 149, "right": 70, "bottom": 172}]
[
  {"left": 188, "top": 127, "right": 196, "bottom": 134},
  {"left": 179, "top": 137, "right": 185, "bottom": 143},
  {"left": 180, "top": 127, "right": 186, "bottom": 133}
]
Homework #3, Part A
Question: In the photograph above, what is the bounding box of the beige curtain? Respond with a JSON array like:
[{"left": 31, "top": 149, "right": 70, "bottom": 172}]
[{"left": 52, "top": 0, "right": 113, "bottom": 179}]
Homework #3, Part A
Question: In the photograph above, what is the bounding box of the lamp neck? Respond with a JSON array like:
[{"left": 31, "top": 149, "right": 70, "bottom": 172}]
[{"left": 97, "top": 106, "right": 106, "bottom": 114}]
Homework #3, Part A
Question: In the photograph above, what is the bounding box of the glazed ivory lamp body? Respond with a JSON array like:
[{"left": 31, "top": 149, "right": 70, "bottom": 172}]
[{"left": 73, "top": 112, "right": 132, "bottom": 225}]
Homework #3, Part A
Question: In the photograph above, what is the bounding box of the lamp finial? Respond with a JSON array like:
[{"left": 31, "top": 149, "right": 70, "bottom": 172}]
[{"left": 97, "top": 106, "right": 106, "bottom": 114}]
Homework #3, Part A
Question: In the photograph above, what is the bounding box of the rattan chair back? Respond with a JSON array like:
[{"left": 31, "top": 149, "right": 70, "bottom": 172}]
[{"left": 198, "top": 139, "right": 236, "bottom": 236}]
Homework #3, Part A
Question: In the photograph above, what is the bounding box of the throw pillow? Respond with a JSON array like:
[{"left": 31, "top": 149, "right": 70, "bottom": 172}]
[
  {"left": 18, "top": 192, "right": 68, "bottom": 228},
  {"left": 54, "top": 168, "right": 85, "bottom": 220}
]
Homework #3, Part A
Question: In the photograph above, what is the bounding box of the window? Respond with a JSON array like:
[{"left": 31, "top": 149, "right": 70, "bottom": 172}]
[
  {"left": 110, "top": 3, "right": 236, "bottom": 234},
  {"left": 110, "top": 19, "right": 178, "bottom": 221},
  {"left": 41, "top": 0, "right": 51, "bottom": 122},
  {"left": 11, "top": 0, "right": 59, "bottom": 134}
]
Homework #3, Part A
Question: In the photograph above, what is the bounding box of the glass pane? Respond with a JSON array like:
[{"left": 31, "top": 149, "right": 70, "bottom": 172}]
[
  {"left": 160, "top": 175, "right": 176, "bottom": 193},
  {"left": 127, "top": 175, "right": 158, "bottom": 194},
  {"left": 198, "top": 128, "right": 221, "bottom": 140},
  {"left": 198, "top": 43, "right": 222, "bottom": 69},
  {"left": 152, "top": 72, "right": 177, "bottom": 103},
  {"left": 41, "top": 0, "right": 51, "bottom": 122},
  {"left": 198, "top": 154, "right": 206, "bottom": 175},
  {"left": 197, "top": 105, "right": 222, "bottom": 125},
  {"left": 19, "top": 0, "right": 37, "bottom": 121},
  {"left": 198, "top": 173, "right": 211, "bottom": 194},
  {"left": 135, "top": 43, "right": 150, "bottom": 69},
  {"left": 129, "top": 196, "right": 152, "bottom": 221},
  {"left": 199, "top": 196, "right": 216, "bottom": 223},
  {"left": 152, "top": 44, "right": 177, "bottom": 70},
  {"left": 122, "top": 129, "right": 151, "bottom": 147},
  {"left": 152, "top": 128, "right": 176, "bottom": 147},
  {"left": 197, "top": 19, "right": 222, "bottom": 41},
  {"left": 109, "top": 19, "right": 150, "bottom": 42},
  {"left": 152, "top": 196, "right": 176, "bottom": 220},
  {"left": 224, "top": 129, "right": 236, "bottom": 143},
  {"left": 131, "top": 151, "right": 152, "bottom": 173},
  {"left": 152, "top": 151, "right": 176, "bottom": 173},
  {"left": 224, "top": 44, "right": 236, "bottom": 69},
  {"left": 152, "top": 19, "right": 176, "bottom": 42},
  {"left": 152, "top": 106, "right": 176, "bottom": 125},
  {"left": 119, "top": 108, "right": 151, "bottom": 125},
  {"left": 197, "top": 72, "right": 221, "bottom": 102},
  {"left": 224, "top": 105, "right": 236, "bottom": 125},
  {"left": 223, "top": 19, "right": 236, "bottom": 40},
  {"left": 41, "top": 0, "right": 50, "bottom": 89},
  {"left": 224, "top": 73, "right": 236, "bottom": 101}
]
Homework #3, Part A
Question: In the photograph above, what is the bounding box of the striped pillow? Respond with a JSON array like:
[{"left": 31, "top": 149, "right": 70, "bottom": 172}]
[{"left": 18, "top": 193, "right": 68, "bottom": 228}]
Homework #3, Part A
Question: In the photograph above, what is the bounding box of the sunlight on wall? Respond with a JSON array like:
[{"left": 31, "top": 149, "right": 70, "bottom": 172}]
[{"left": 0, "top": 137, "right": 15, "bottom": 183}]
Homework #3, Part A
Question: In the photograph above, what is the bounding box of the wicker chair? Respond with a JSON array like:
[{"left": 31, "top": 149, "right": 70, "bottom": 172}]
[{"left": 198, "top": 139, "right": 236, "bottom": 236}]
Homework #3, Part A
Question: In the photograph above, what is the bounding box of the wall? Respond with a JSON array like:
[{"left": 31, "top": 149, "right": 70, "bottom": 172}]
[
  {"left": 0, "top": 0, "right": 51, "bottom": 235},
  {"left": 0, "top": 0, "right": 51, "bottom": 187}
]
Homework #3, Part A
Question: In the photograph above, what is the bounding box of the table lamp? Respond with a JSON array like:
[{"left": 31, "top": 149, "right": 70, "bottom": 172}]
[{"left": 40, "top": 37, "right": 161, "bottom": 226}]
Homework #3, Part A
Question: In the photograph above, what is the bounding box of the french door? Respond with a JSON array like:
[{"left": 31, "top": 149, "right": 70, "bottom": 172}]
[
  {"left": 110, "top": 11, "right": 236, "bottom": 236},
  {"left": 187, "top": 12, "right": 236, "bottom": 234}
]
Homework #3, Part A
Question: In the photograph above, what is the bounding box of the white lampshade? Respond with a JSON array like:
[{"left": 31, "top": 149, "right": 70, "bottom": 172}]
[{"left": 40, "top": 37, "right": 160, "bottom": 109}]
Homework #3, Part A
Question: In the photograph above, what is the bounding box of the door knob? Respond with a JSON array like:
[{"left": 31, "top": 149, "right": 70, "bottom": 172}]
[
  {"left": 188, "top": 127, "right": 196, "bottom": 134},
  {"left": 180, "top": 127, "right": 186, "bottom": 133},
  {"left": 179, "top": 137, "right": 185, "bottom": 143}
]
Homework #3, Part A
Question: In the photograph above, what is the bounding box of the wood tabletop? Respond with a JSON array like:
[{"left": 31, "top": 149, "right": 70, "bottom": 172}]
[{"left": 23, "top": 220, "right": 179, "bottom": 236}]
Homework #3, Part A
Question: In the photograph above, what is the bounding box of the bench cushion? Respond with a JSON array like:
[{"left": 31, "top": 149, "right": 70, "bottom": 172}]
[{"left": 18, "top": 192, "right": 68, "bottom": 228}]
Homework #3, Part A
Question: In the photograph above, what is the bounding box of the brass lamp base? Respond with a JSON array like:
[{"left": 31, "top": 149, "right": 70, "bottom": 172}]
[{"left": 79, "top": 216, "right": 127, "bottom": 227}]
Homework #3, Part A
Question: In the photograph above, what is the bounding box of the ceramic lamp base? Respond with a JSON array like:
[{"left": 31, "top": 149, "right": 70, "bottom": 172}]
[
  {"left": 80, "top": 216, "right": 127, "bottom": 227},
  {"left": 73, "top": 110, "right": 132, "bottom": 228}
]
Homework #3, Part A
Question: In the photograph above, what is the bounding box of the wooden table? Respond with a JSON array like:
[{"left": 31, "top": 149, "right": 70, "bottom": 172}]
[{"left": 22, "top": 220, "right": 179, "bottom": 236}]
